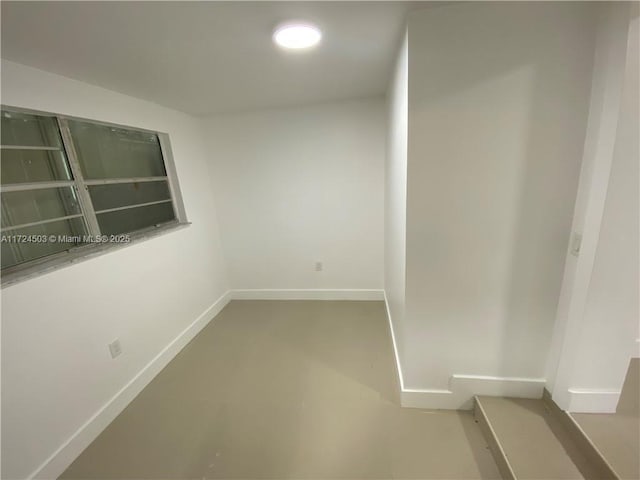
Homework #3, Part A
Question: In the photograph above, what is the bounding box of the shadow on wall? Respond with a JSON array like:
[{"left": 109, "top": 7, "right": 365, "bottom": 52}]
[
  {"left": 404, "top": 2, "right": 597, "bottom": 387},
  {"left": 498, "top": 18, "right": 596, "bottom": 380}
]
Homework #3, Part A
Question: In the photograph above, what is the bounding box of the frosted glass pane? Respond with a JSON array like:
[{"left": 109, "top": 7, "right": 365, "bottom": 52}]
[
  {"left": 1, "top": 217, "right": 87, "bottom": 269},
  {"left": 1, "top": 187, "right": 82, "bottom": 229},
  {"left": 89, "top": 181, "right": 171, "bottom": 212},
  {"left": 68, "top": 120, "right": 166, "bottom": 179},
  {"left": 97, "top": 202, "right": 175, "bottom": 235},
  {"left": 1, "top": 111, "right": 62, "bottom": 148},
  {"left": 1, "top": 149, "right": 72, "bottom": 184}
]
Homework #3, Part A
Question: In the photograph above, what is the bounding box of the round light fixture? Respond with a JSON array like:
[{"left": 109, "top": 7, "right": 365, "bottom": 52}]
[{"left": 273, "top": 23, "right": 321, "bottom": 50}]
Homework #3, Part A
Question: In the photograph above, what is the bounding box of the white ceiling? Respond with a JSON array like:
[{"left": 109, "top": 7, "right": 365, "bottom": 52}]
[{"left": 1, "top": 1, "right": 417, "bottom": 115}]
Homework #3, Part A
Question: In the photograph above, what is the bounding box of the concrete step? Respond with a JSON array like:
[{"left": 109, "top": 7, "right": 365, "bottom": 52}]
[
  {"left": 570, "top": 358, "right": 640, "bottom": 480},
  {"left": 474, "top": 395, "right": 610, "bottom": 480}
]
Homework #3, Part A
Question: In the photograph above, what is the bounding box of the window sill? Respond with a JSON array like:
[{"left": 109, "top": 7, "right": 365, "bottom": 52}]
[{"left": 1, "top": 221, "right": 191, "bottom": 288}]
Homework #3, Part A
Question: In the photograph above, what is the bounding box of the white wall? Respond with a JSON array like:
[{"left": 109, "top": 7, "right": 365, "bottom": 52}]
[
  {"left": 574, "top": 11, "right": 639, "bottom": 387},
  {"left": 546, "top": 3, "right": 639, "bottom": 413},
  {"left": 384, "top": 31, "right": 408, "bottom": 380},
  {"left": 203, "top": 100, "right": 385, "bottom": 293},
  {"left": 1, "top": 60, "right": 229, "bottom": 479},
  {"left": 400, "top": 3, "right": 597, "bottom": 404}
]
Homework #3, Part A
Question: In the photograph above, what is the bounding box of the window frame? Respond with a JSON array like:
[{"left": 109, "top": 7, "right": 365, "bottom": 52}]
[{"left": 1, "top": 105, "right": 190, "bottom": 286}]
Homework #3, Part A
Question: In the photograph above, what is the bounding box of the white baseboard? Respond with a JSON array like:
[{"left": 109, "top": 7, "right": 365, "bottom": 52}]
[
  {"left": 401, "top": 389, "right": 456, "bottom": 409},
  {"left": 400, "top": 376, "right": 545, "bottom": 410},
  {"left": 29, "top": 290, "right": 233, "bottom": 480},
  {"left": 383, "top": 292, "right": 406, "bottom": 390},
  {"left": 383, "top": 291, "right": 545, "bottom": 410},
  {"left": 450, "top": 374, "right": 545, "bottom": 408},
  {"left": 567, "top": 388, "right": 621, "bottom": 413},
  {"left": 232, "top": 289, "right": 385, "bottom": 301}
]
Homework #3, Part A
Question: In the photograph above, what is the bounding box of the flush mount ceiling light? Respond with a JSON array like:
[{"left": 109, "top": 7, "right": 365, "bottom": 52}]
[{"left": 273, "top": 23, "right": 322, "bottom": 50}]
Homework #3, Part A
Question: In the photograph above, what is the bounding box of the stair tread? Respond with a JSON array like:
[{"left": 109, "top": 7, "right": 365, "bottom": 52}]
[
  {"left": 477, "top": 396, "right": 596, "bottom": 480},
  {"left": 572, "top": 412, "right": 640, "bottom": 480}
]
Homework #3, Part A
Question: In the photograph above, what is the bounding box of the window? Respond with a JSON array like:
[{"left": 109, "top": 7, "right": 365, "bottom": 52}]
[{"left": 1, "top": 107, "right": 187, "bottom": 281}]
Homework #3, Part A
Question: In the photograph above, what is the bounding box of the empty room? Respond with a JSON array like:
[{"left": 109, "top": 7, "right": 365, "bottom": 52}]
[{"left": 1, "top": 1, "right": 638, "bottom": 479}]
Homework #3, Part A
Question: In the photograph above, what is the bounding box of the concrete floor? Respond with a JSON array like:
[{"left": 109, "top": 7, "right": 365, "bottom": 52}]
[
  {"left": 571, "top": 358, "right": 640, "bottom": 480},
  {"left": 61, "top": 300, "right": 500, "bottom": 479},
  {"left": 477, "top": 396, "right": 602, "bottom": 480}
]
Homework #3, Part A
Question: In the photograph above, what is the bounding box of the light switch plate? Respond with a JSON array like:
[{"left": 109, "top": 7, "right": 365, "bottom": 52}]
[
  {"left": 570, "top": 232, "right": 582, "bottom": 257},
  {"left": 109, "top": 338, "right": 122, "bottom": 359}
]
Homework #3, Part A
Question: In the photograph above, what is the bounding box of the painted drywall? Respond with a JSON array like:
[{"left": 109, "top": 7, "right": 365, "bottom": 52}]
[
  {"left": 1, "top": 60, "right": 229, "bottom": 479},
  {"left": 203, "top": 100, "right": 385, "bottom": 291},
  {"left": 574, "top": 10, "right": 639, "bottom": 387},
  {"left": 544, "top": 3, "right": 631, "bottom": 401},
  {"left": 402, "top": 3, "right": 597, "bottom": 393},
  {"left": 384, "top": 31, "right": 408, "bottom": 377},
  {"left": 546, "top": 3, "right": 638, "bottom": 413}
]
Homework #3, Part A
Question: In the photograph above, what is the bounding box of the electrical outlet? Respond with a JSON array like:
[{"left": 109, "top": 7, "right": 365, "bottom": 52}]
[
  {"left": 109, "top": 338, "right": 122, "bottom": 359},
  {"left": 315, "top": 261, "right": 323, "bottom": 272}
]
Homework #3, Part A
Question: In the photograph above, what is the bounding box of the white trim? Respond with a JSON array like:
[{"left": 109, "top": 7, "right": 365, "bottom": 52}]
[
  {"left": 231, "top": 289, "right": 384, "bottom": 301},
  {"left": 545, "top": 4, "right": 631, "bottom": 412},
  {"left": 452, "top": 374, "right": 546, "bottom": 383},
  {"left": 401, "top": 389, "right": 455, "bottom": 409},
  {"left": 400, "top": 376, "right": 545, "bottom": 410},
  {"left": 383, "top": 291, "right": 405, "bottom": 390},
  {"left": 567, "top": 388, "right": 621, "bottom": 413},
  {"left": 28, "top": 290, "right": 233, "bottom": 480},
  {"left": 449, "top": 375, "right": 545, "bottom": 409},
  {"left": 383, "top": 291, "right": 545, "bottom": 410}
]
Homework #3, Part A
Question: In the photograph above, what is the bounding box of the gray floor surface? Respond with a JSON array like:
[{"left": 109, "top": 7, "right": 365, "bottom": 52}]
[
  {"left": 61, "top": 300, "right": 500, "bottom": 479},
  {"left": 572, "top": 358, "right": 640, "bottom": 480}
]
